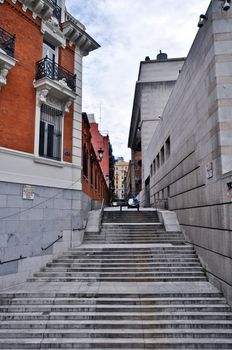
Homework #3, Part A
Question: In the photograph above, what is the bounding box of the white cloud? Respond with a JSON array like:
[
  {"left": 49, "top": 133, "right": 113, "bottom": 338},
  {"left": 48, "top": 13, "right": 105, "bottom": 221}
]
[{"left": 66, "top": 0, "right": 210, "bottom": 160}]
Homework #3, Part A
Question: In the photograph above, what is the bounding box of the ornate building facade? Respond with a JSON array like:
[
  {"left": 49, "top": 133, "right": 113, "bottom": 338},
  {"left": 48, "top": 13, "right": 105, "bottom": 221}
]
[{"left": 0, "top": 0, "right": 99, "bottom": 289}]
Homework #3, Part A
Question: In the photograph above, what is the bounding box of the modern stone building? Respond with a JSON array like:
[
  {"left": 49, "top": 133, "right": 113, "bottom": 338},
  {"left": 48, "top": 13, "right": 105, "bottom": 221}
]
[
  {"left": 128, "top": 51, "right": 185, "bottom": 203},
  {"left": 129, "top": 0, "right": 232, "bottom": 304},
  {"left": 0, "top": 0, "right": 99, "bottom": 288}
]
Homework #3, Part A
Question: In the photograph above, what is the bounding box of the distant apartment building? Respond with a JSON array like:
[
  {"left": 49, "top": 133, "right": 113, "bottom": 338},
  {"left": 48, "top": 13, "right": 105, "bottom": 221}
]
[
  {"left": 114, "top": 158, "right": 128, "bottom": 200},
  {"left": 0, "top": 0, "right": 99, "bottom": 289},
  {"left": 125, "top": 152, "right": 142, "bottom": 200},
  {"left": 128, "top": 0, "right": 232, "bottom": 305}
]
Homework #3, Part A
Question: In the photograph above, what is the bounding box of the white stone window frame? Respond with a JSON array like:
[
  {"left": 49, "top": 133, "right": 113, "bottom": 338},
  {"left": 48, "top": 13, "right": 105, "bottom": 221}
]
[{"left": 34, "top": 91, "right": 65, "bottom": 165}]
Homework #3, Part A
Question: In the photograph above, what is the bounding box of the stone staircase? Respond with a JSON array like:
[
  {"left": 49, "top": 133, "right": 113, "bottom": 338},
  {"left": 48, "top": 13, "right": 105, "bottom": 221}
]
[{"left": 0, "top": 208, "right": 231, "bottom": 348}]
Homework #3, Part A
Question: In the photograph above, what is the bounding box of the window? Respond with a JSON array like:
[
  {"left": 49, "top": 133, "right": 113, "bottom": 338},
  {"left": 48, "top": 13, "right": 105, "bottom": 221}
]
[
  {"left": 90, "top": 154, "right": 94, "bottom": 185},
  {"left": 150, "top": 164, "right": 153, "bottom": 177},
  {"left": 43, "top": 40, "right": 57, "bottom": 62},
  {"left": 157, "top": 154, "right": 160, "bottom": 169},
  {"left": 39, "top": 104, "right": 62, "bottom": 161},
  {"left": 165, "top": 137, "right": 170, "bottom": 160},
  {"left": 94, "top": 168, "right": 97, "bottom": 189},
  {"left": 153, "top": 159, "right": 156, "bottom": 174},
  {"left": 161, "top": 146, "right": 165, "bottom": 165},
  {"left": 83, "top": 145, "right": 88, "bottom": 178}
]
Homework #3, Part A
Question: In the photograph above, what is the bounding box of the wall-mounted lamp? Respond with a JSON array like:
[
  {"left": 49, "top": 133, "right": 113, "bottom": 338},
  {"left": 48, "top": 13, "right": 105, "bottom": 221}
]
[
  {"left": 97, "top": 147, "right": 104, "bottom": 162},
  {"left": 198, "top": 14, "right": 207, "bottom": 28},
  {"left": 220, "top": 0, "right": 231, "bottom": 11}
]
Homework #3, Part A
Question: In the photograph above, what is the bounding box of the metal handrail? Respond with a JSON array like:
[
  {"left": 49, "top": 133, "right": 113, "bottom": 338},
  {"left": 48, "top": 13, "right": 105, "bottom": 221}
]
[
  {"left": 41, "top": 234, "right": 63, "bottom": 251},
  {"left": 35, "top": 56, "right": 76, "bottom": 91},
  {"left": 100, "top": 198, "right": 105, "bottom": 225},
  {"left": 0, "top": 255, "right": 26, "bottom": 265}
]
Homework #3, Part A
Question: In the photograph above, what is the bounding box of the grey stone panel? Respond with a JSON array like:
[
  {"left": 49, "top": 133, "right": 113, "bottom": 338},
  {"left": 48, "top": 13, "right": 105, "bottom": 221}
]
[
  {"left": 184, "top": 225, "right": 232, "bottom": 285},
  {"left": 0, "top": 181, "right": 95, "bottom": 279},
  {"left": 0, "top": 195, "right": 7, "bottom": 207},
  {"left": 0, "top": 261, "right": 17, "bottom": 275},
  {"left": 0, "top": 182, "right": 21, "bottom": 195},
  {"left": 177, "top": 203, "right": 232, "bottom": 231}
]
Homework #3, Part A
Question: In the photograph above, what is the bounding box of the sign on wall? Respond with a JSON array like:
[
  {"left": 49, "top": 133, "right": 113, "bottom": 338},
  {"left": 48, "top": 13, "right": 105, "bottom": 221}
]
[{"left": 22, "top": 185, "right": 35, "bottom": 200}]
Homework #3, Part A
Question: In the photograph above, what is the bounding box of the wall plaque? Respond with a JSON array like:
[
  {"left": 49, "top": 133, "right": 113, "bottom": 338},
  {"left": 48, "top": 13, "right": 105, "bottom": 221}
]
[{"left": 22, "top": 185, "right": 35, "bottom": 200}]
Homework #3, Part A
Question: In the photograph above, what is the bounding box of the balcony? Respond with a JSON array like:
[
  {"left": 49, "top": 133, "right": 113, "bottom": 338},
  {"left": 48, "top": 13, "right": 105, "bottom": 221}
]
[
  {"left": 35, "top": 57, "right": 76, "bottom": 91},
  {"left": 0, "top": 27, "right": 16, "bottom": 87},
  {"left": 34, "top": 57, "right": 77, "bottom": 109},
  {"left": 0, "top": 27, "right": 15, "bottom": 57}
]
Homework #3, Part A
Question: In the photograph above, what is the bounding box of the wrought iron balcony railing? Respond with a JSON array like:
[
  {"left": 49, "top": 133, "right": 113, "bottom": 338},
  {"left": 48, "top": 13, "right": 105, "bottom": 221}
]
[
  {"left": 0, "top": 27, "right": 15, "bottom": 57},
  {"left": 35, "top": 57, "right": 76, "bottom": 91},
  {"left": 46, "top": 0, "right": 61, "bottom": 21}
]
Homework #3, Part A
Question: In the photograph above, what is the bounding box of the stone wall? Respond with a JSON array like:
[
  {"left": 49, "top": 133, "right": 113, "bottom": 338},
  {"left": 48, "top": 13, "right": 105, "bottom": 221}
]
[
  {"left": 143, "top": 0, "right": 232, "bottom": 304},
  {"left": 0, "top": 181, "right": 100, "bottom": 289}
]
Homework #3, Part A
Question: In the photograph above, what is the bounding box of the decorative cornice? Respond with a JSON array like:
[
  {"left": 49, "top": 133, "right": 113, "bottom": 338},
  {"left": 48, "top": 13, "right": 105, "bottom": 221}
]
[
  {"left": 41, "top": 17, "right": 66, "bottom": 48},
  {"left": 14, "top": 0, "right": 54, "bottom": 20},
  {"left": 63, "top": 12, "right": 100, "bottom": 56}
]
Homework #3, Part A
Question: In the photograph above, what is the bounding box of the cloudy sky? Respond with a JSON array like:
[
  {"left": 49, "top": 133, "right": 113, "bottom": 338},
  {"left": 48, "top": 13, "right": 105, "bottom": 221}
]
[{"left": 66, "top": 0, "right": 210, "bottom": 161}]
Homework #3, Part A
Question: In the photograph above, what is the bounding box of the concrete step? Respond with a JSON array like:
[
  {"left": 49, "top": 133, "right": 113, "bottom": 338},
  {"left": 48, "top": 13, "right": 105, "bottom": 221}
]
[
  {"left": 1, "top": 319, "right": 232, "bottom": 329},
  {"left": 33, "top": 271, "right": 206, "bottom": 277},
  {"left": 0, "top": 297, "right": 227, "bottom": 306},
  {"left": 28, "top": 278, "right": 207, "bottom": 283},
  {"left": 0, "top": 337, "right": 232, "bottom": 349},
  {"left": 41, "top": 267, "right": 204, "bottom": 274},
  {"left": 68, "top": 246, "right": 194, "bottom": 251},
  {"left": 1, "top": 311, "right": 232, "bottom": 321},
  {"left": 0, "top": 328, "right": 231, "bottom": 338},
  {"left": 1, "top": 304, "right": 230, "bottom": 313},
  {"left": 46, "top": 263, "right": 201, "bottom": 269}
]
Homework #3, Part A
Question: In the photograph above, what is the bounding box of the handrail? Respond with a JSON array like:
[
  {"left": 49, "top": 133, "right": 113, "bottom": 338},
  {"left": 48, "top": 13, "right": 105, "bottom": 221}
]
[
  {"left": 100, "top": 198, "right": 105, "bottom": 225},
  {"left": 0, "top": 255, "right": 27, "bottom": 265},
  {"left": 41, "top": 234, "right": 63, "bottom": 251}
]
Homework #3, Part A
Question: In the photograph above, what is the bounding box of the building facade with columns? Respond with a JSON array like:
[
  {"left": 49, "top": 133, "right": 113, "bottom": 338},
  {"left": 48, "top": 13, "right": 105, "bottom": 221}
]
[{"left": 0, "top": 0, "right": 99, "bottom": 289}]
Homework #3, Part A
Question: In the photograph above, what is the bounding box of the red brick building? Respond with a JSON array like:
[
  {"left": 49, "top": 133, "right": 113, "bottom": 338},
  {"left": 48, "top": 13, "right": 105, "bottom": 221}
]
[
  {"left": 87, "top": 114, "right": 110, "bottom": 187},
  {"left": 82, "top": 113, "right": 110, "bottom": 206},
  {"left": 0, "top": 0, "right": 100, "bottom": 289}
]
